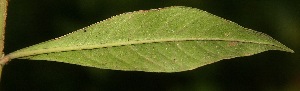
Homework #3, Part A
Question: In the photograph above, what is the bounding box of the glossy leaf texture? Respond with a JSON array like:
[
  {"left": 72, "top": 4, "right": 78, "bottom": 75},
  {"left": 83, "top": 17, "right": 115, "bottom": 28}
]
[{"left": 7, "top": 6, "right": 293, "bottom": 72}]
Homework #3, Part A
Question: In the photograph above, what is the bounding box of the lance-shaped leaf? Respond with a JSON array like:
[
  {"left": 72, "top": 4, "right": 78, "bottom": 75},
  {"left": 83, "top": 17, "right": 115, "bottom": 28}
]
[{"left": 6, "top": 6, "right": 293, "bottom": 72}]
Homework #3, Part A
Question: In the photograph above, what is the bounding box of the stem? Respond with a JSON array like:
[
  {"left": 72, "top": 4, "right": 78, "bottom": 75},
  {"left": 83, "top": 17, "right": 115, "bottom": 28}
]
[
  {"left": 0, "top": 55, "right": 9, "bottom": 65},
  {"left": 0, "top": 55, "right": 10, "bottom": 81},
  {"left": 0, "top": 64, "right": 3, "bottom": 81},
  {"left": 0, "top": 0, "right": 8, "bottom": 53},
  {"left": 0, "top": 0, "right": 8, "bottom": 81}
]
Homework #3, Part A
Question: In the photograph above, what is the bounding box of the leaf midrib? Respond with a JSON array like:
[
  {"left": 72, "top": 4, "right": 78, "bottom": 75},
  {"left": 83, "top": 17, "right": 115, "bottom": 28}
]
[{"left": 7, "top": 38, "right": 282, "bottom": 59}]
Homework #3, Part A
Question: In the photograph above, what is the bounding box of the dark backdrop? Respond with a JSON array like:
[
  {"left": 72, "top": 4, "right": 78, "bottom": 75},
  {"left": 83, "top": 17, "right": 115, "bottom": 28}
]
[{"left": 1, "top": 0, "right": 299, "bottom": 91}]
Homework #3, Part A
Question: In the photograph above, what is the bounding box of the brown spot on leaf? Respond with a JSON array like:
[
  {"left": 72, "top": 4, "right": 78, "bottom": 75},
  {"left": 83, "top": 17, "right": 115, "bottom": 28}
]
[{"left": 228, "top": 41, "right": 238, "bottom": 46}]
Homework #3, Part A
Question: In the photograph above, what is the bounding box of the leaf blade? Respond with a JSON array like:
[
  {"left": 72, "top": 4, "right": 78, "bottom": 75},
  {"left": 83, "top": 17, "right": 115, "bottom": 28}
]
[{"left": 7, "top": 6, "right": 293, "bottom": 72}]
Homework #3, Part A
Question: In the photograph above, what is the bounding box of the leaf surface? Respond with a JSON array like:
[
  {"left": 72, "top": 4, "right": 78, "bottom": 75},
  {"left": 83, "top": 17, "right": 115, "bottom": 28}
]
[{"left": 7, "top": 6, "right": 293, "bottom": 72}]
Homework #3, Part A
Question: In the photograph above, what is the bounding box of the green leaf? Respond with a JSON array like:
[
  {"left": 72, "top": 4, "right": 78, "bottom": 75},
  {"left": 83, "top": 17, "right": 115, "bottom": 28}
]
[{"left": 6, "top": 6, "right": 293, "bottom": 72}]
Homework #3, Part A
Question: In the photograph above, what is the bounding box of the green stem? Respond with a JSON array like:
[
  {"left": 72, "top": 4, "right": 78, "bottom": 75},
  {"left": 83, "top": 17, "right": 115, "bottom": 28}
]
[
  {"left": 0, "top": 0, "right": 8, "bottom": 81},
  {"left": 0, "top": 0, "right": 8, "bottom": 53}
]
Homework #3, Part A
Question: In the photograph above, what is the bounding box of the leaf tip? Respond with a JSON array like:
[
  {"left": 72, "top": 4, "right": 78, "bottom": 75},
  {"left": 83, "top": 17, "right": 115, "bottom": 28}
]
[
  {"left": 277, "top": 45, "right": 294, "bottom": 53},
  {"left": 286, "top": 48, "right": 295, "bottom": 53}
]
